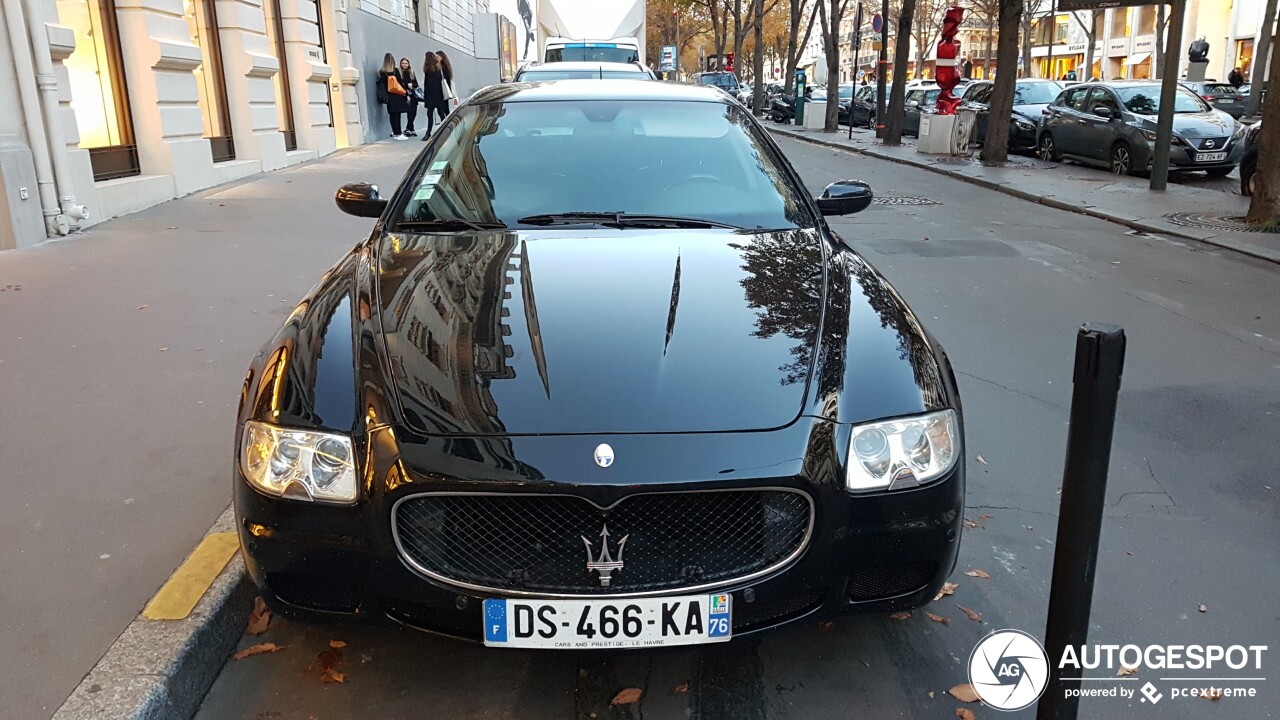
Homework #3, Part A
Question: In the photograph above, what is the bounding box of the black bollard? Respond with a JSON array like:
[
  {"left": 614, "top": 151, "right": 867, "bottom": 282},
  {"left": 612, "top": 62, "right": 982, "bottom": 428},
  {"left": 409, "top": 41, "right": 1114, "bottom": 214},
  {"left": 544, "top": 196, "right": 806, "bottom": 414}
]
[{"left": 1036, "top": 323, "right": 1126, "bottom": 720}]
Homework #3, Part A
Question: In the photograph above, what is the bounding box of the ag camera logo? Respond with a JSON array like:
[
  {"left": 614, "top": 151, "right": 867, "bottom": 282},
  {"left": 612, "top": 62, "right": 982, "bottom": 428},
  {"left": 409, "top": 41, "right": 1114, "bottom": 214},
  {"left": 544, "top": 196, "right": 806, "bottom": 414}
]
[{"left": 968, "top": 629, "right": 1050, "bottom": 711}]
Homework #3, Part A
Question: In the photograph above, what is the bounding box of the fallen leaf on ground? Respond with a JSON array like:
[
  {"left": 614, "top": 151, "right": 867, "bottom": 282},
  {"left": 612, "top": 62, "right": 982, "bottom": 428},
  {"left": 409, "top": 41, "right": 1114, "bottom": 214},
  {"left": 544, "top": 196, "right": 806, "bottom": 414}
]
[
  {"left": 978, "top": 514, "right": 992, "bottom": 520},
  {"left": 672, "top": 682, "right": 689, "bottom": 694},
  {"left": 924, "top": 611, "right": 950, "bottom": 625},
  {"left": 1202, "top": 688, "right": 1223, "bottom": 701},
  {"left": 1125, "top": 551, "right": 1133, "bottom": 556},
  {"left": 976, "top": 455, "right": 987, "bottom": 464},
  {"left": 890, "top": 611, "right": 912, "bottom": 620},
  {"left": 246, "top": 597, "right": 271, "bottom": 635},
  {"left": 1117, "top": 665, "right": 1139, "bottom": 677},
  {"left": 949, "top": 683, "right": 980, "bottom": 702},
  {"left": 611, "top": 688, "right": 643, "bottom": 705},
  {"left": 958, "top": 605, "right": 983, "bottom": 623},
  {"left": 233, "top": 642, "right": 284, "bottom": 660},
  {"left": 963, "top": 519, "right": 983, "bottom": 529},
  {"left": 135, "top": 305, "right": 149, "bottom": 311},
  {"left": 818, "top": 620, "right": 834, "bottom": 630},
  {"left": 329, "top": 640, "right": 347, "bottom": 649},
  {"left": 965, "top": 569, "right": 992, "bottom": 579},
  {"left": 1198, "top": 603, "right": 1208, "bottom": 613},
  {"left": 933, "top": 582, "right": 959, "bottom": 601},
  {"left": 956, "top": 709, "right": 977, "bottom": 720},
  {"left": 928, "top": 691, "right": 935, "bottom": 699},
  {"left": 321, "top": 668, "right": 345, "bottom": 684},
  {"left": 313, "top": 647, "right": 343, "bottom": 672}
]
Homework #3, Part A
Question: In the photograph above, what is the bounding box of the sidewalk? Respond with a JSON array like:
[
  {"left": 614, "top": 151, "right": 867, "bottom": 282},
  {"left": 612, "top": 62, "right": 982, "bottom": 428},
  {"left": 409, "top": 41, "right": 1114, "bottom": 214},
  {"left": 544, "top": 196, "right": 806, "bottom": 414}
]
[
  {"left": 0, "top": 140, "right": 418, "bottom": 720},
  {"left": 769, "top": 124, "right": 1280, "bottom": 265}
]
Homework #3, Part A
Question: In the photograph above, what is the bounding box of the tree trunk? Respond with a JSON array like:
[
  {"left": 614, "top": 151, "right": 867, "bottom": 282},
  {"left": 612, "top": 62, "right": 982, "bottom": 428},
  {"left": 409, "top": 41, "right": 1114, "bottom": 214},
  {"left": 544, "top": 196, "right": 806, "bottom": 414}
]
[
  {"left": 883, "top": 0, "right": 918, "bottom": 144},
  {"left": 1072, "top": 9, "right": 1098, "bottom": 80},
  {"left": 985, "top": 19, "right": 995, "bottom": 78},
  {"left": 787, "top": 3, "right": 820, "bottom": 88},
  {"left": 816, "top": 0, "right": 847, "bottom": 131},
  {"left": 1154, "top": 3, "right": 1166, "bottom": 79},
  {"left": 1246, "top": 22, "right": 1280, "bottom": 223},
  {"left": 1021, "top": 16, "right": 1033, "bottom": 78},
  {"left": 753, "top": 0, "right": 766, "bottom": 113},
  {"left": 981, "top": 0, "right": 1022, "bottom": 161}
]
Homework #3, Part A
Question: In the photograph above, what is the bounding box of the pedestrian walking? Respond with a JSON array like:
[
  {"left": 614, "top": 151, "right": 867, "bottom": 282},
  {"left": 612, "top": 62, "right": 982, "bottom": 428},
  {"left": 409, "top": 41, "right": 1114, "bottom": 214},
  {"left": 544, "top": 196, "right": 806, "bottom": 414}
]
[
  {"left": 397, "top": 57, "right": 420, "bottom": 137},
  {"left": 1229, "top": 66, "right": 1245, "bottom": 88},
  {"left": 377, "top": 52, "right": 410, "bottom": 139},
  {"left": 421, "top": 52, "right": 455, "bottom": 138},
  {"left": 437, "top": 50, "right": 459, "bottom": 109}
]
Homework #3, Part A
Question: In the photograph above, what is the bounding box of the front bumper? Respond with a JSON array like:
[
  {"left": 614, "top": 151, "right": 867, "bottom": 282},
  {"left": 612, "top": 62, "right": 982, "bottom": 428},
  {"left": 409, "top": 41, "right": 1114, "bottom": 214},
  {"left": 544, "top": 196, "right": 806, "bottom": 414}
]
[
  {"left": 1137, "top": 137, "right": 1246, "bottom": 171},
  {"left": 235, "top": 440, "right": 964, "bottom": 641}
]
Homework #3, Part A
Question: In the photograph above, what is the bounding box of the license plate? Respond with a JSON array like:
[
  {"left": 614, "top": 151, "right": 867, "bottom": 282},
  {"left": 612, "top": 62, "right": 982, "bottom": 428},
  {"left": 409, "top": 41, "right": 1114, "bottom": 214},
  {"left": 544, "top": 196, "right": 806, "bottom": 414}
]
[
  {"left": 482, "top": 593, "right": 732, "bottom": 649},
  {"left": 1196, "top": 151, "right": 1227, "bottom": 162}
]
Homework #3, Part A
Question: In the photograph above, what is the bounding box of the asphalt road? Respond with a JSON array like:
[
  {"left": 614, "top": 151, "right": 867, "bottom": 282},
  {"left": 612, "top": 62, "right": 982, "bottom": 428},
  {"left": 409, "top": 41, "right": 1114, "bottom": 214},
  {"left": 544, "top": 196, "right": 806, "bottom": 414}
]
[
  {"left": 194, "top": 136, "right": 1280, "bottom": 719},
  {"left": 0, "top": 142, "right": 418, "bottom": 719}
]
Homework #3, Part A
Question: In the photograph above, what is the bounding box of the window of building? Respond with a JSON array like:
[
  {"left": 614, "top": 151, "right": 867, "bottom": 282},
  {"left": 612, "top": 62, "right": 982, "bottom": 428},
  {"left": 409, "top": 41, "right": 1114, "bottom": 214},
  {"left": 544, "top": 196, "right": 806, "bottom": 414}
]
[
  {"left": 1109, "top": 8, "right": 1129, "bottom": 38},
  {"left": 185, "top": 0, "right": 235, "bottom": 161},
  {"left": 60, "top": 0, "right": 140, "bottom": 181},
  {"left": 263, "top": 0, "right": 297, "bottom": 150}
]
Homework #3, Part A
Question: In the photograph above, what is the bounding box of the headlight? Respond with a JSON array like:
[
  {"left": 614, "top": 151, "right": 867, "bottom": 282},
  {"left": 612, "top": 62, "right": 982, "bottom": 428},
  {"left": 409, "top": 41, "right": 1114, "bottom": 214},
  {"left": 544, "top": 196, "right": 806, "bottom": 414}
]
[
  {"left": 846, "top": 409, "right": 959, "bottom": 492},
  {"left": 240, "top": 420, "right": 357, "bottom": 503},
  {"left": 1232, "top": 122, "right": 1247, "bottom": 138},
  {"left": 1141, "top": 129, "right": 1159, "bottom": 141},
  {"left": 1014, "top": 118, "right": 1035, "bottom": 131}
]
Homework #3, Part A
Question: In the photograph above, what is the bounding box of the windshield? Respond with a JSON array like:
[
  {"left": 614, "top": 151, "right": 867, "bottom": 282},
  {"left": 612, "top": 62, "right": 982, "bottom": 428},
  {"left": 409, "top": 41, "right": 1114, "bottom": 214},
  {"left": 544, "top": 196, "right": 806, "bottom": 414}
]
[
  {"left": 1116, "top": 85, "right": 1211, "bottom": 114},
  {"left": 519, "top": 70, "right": 648, "bottom": 81},
  {"left": 1202, "top": 83, "right": 1238, "bottom": 95},
  {"left": 699, "top": 74, "right": 739, "bottom": 90},
  {"left": 545, "top": 46, "right": 639, "bottom": 63},
  {"left": 1015, "top": 82, "right": 1062, "bottom": 105},
  {"left": 838, "top": 86, "right": 854, "bottom": 99},
  {"left": 397, "top": 100, "right": 811, "bottom": 230}
]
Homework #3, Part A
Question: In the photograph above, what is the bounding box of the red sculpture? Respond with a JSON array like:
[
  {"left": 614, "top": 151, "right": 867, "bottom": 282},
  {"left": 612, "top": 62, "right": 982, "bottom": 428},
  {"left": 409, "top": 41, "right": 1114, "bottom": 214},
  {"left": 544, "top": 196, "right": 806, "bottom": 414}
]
[{"left": 934, "top": 6, "right": 966, "bottom": 114}]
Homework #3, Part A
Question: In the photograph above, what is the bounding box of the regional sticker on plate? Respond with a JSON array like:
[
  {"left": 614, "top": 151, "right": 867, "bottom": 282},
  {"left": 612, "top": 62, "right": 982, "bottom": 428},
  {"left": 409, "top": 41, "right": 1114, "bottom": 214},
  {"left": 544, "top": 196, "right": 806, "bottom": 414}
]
[{"left": 483, "top": 593, "right": 732, "bottom": 648}]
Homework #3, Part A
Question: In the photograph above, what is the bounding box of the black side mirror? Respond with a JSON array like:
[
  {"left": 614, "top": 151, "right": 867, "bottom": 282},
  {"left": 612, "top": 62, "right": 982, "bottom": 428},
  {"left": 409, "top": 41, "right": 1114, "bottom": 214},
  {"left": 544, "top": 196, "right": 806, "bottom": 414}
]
[
  {"left": 1092, "top": 105, "right": 1113, "bottom": 119},
  {"left": 335, "top": 182, "right": 387, "bottom": 218},
  {"left": 817, "top": 180, "right": 874, "bottom": 215}
]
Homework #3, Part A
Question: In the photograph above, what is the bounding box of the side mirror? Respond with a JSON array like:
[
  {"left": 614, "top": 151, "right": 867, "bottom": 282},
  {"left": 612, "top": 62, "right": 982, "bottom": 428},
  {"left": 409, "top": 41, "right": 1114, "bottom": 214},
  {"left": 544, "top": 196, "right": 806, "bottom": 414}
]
[
  {"left": 906, "top": 99, "right": 920, "bottom": 108},
  {"left": 1092, "top": 105, "right": 1113, "bottom": 119},
  {"left": 335, "top": 182, "right": 387, "bottom": 218},
  {"left": 816, "top": 180, "right": 874, "bottom": 216}
]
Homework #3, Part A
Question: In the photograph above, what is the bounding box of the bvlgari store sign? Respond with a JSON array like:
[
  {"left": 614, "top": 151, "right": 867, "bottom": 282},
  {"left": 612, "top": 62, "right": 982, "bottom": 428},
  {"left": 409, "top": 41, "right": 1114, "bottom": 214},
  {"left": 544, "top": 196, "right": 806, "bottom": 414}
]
[
  {"left": 1133, "top": 35, "right": 1155, "bottom": 52},
  {"left": 1067, "top": 42, "right": 1087, "bottom": 53}
]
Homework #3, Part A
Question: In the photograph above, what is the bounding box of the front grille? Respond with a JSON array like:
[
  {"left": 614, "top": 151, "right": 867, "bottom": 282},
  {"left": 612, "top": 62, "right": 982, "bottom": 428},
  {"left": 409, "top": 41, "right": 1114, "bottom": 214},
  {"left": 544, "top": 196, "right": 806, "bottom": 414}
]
[
  {"left": 269, "top": 573, "right": 359, "bottom": 612},
  {"left": 393, "top": 490, "right": 812, "bottom": 595},
  {"left": 845, "top": 562, "right": 937, "bottom": 602},
  {"left": 1192, "top": 137, "right": 1228, "bottom": 151},
  {"left": 733, "top": 587, "right": 826, "bottom": 632}
]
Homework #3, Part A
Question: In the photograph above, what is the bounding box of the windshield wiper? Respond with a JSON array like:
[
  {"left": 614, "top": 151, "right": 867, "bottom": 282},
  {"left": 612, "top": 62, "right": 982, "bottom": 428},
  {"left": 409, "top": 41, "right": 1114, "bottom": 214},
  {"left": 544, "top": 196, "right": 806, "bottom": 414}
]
[
  {"left": 517, "top": 212, "right": 739, "bottom": 229},
  {"left": 395, "top": 218, "right": 507, "bottom": 232}
]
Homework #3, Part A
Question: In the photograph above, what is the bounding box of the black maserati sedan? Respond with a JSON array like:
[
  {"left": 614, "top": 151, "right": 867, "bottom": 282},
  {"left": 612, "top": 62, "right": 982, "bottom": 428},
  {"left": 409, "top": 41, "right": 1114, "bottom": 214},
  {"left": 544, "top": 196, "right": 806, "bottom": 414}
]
[{"left": 234, "top": 80, "right": 965, "bottom": 649}]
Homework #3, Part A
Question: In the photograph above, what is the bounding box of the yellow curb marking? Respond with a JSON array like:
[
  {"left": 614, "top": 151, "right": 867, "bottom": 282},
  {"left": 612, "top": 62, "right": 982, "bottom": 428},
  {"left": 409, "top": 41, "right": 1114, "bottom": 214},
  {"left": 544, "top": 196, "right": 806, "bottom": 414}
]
[{"left": 142, "top": 532, "right": 239, "bottom": 620}]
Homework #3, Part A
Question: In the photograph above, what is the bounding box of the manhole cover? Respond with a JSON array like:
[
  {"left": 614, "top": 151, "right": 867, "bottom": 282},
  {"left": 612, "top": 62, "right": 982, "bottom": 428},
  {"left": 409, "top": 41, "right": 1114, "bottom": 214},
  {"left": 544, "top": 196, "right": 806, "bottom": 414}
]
[
  {"left": 930, "top": 156, "right": 1051, "bottom": 170},
  {"left": 874, "top": 195, "right": 940, "bottom": 206},
  {"left": 1162, "top": 212, "right": 1280, "bottom": 234}
]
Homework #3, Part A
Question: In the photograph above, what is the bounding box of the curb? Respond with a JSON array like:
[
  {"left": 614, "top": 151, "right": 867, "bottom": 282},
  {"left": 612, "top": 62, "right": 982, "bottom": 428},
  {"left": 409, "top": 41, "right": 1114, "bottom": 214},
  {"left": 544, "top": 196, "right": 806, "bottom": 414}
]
[
  {"left": 52, "top": 507, "right": 250, "bottom": 720},
  {"left": 768, "top": 126, "right": 1280, "bottom": 266}
]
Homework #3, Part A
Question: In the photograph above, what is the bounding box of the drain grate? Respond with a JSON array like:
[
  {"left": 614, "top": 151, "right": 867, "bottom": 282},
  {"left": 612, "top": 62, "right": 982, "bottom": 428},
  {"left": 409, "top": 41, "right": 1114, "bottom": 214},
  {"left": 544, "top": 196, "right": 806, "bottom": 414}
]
[
  {"left": 873, "top": 195, "right": 941, "bottom": 206},
  {"left": 1162, "top": 212, "right": 1280, "bottom": 234}
]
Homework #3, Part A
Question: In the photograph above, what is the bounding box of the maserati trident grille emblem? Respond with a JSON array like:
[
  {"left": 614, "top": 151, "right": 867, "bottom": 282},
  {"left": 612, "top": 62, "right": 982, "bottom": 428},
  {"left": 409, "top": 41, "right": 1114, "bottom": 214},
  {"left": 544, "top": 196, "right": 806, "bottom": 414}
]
[{"left": 583, "top": 524, "right": 628, "bottom": 587}]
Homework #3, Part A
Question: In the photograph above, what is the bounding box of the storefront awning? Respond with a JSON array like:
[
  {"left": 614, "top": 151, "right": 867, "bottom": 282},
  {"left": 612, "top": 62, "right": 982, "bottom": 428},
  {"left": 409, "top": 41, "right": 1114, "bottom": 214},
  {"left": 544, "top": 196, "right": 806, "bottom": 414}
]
[{"left": 1126, "top": 52, "right": 1151, "bottom": 65}]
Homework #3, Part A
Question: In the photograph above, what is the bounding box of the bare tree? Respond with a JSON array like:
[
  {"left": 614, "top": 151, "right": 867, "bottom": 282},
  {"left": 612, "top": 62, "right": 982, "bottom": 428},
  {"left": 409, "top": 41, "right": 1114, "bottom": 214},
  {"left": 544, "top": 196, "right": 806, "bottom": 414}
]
[
  {"left": 967, "top": 0, "right": 1000, "bottom": 78},
  {"left": 1019, "top": 0, "right": 1049, "bottom": 78},
  {"left": 816, "top": 0, "right": 852, "bottom": 130},
  {"left": 981, "top": 0, "right": 1022, "bottom": 160},
  {"left": 911, "top": 0, "right": 947, "bottom": 79},
  {"left": 753, "top": 0, "right": 767, "bottom": 111},
  {"left": 881, "top": 0, "right": 917, "bottom": 144},
  {"left": 1070, "top": 9, "right": 1102, "bottom": 80},
  {"left": 785, "top": 1, "right": 821, "bottom": 86},
  {"left": 1246, "top": 22, "right": 1280, "bottom": 223}
]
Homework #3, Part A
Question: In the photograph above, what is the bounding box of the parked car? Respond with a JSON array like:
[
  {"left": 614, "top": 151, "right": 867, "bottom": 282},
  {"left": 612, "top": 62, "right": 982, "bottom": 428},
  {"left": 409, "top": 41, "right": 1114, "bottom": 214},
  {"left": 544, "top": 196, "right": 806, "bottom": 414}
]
[
  {"left": 237, "top": 80, "right": 965, "bottom": 647},
  {"left": 1037, "top": 81, "right": 1246, "bottom": 177},
  {"left": 1240, "top": 120, "right": 1260, "bottom": 196},
  {"left": 845, "top": 84, "right": 892, "bottom": 127},
  {"left": 1180, "top": 81, "right": 1246, "bottom": 118},
  {"left": 960, "top": 79, "right": 1063, "bottom": 152},
  {"left": 515, "top": 61, "right": 655, "bottom": 82},
  {"left": 902, "top": 85, "right": 944, "bottom": 137}
]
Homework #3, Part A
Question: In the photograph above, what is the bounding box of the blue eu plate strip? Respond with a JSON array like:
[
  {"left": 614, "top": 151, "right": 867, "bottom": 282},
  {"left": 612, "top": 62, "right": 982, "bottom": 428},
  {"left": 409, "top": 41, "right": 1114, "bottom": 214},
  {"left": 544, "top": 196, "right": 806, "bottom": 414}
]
[{"left": 484, "top": 599, "right": 508, "bottom": 643}]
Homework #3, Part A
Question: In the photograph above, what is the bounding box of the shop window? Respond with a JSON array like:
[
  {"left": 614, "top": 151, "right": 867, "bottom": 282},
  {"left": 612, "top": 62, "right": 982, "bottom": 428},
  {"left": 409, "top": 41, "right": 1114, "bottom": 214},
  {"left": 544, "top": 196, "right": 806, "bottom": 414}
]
[
  {"left": 185, "top": 0, "right": 235, "bottom": 161},
  {"left": 1109, "top": 8, "right": 1129, "bottom": 38},
  {"left": 264, "top": 0, "right": 297, "bottom": 150},
  {"left": 59, "top": 0, "right": 140, "bottom": 181}
]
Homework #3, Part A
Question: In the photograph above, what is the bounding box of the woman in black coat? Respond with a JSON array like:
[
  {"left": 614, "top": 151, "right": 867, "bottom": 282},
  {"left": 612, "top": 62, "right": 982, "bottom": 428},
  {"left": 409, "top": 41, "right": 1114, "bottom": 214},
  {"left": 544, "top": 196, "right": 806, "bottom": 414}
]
[
  {"left": 420, "top": 52, "right": 453, "bottom": 138},
  {"left": 377, "top": 52, "right": 410, "bottom": 138},
  {"left": 396, "top": 58, "right": 420, "bottom": 137}
]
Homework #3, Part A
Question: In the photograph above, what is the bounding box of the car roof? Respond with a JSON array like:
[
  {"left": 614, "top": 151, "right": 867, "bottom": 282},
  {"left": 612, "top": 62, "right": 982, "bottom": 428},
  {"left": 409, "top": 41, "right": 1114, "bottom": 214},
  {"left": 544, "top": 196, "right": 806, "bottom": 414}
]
[
  {"left": 472, "top": 79, "right": 732, "bottom": 104},
  {"left": 519, "top": 61, "right": 648, "bottom": 73}
]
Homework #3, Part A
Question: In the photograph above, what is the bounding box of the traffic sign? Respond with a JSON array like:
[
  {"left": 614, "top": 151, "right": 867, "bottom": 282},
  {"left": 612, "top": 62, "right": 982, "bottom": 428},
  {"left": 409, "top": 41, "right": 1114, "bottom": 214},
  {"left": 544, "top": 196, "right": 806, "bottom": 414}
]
[{"left": 872, "top": 14, "right": 883, "bottom": 32}]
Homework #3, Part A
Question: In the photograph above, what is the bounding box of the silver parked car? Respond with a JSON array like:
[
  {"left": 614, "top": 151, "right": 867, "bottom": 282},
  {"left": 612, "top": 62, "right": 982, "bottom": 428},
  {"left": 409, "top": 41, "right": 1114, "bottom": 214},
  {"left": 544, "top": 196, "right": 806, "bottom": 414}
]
[{"left": 1037, "top": 81, "right": 1247, "bottom": 177}]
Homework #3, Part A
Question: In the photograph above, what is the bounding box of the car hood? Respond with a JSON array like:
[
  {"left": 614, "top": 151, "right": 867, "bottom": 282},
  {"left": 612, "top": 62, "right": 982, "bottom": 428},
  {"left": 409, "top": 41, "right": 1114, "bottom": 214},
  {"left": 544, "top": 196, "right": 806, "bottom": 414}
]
[
  {"left": 1011, "top": 103, "right": 1049, "bottom": 120},
  {"left": 1132, "top": 110, "right": 1236, "bottom": 137},
  {"left": 375, "top": 228, "right": 829, "bottom": 436}
]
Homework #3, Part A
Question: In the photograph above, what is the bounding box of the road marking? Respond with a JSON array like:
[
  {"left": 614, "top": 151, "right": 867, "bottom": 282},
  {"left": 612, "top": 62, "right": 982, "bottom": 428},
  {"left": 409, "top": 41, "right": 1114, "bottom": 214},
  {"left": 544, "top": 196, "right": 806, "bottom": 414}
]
[{"left": 142, "top": 532, "right": 239, "bottom": 620}]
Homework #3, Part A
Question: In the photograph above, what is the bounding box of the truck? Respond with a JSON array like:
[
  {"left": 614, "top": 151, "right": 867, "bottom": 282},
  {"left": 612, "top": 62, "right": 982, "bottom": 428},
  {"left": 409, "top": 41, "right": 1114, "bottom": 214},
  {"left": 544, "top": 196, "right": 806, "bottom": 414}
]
[{"left": 535, "top": 0, "right": 647, "bottom": 64}]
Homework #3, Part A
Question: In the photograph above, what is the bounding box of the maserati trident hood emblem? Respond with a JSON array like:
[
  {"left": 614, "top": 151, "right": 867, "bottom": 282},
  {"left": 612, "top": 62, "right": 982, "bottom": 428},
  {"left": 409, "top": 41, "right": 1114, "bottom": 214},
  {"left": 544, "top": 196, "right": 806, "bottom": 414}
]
[{"left": 583, "top": 524, "right": 628, "bottom": 587}]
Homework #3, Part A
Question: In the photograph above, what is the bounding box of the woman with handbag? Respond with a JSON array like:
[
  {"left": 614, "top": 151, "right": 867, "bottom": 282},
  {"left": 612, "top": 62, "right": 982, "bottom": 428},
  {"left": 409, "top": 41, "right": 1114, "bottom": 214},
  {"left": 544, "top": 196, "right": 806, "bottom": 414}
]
[
  {"left": 420, "top": 52, "right": 453, "bottom": 138},
  {"left": 397, "top": 58, "right": 420, "bottom": 137},
  {"left": 377, "top": 52, "right": 410, "bottom": 139},
  {"left": 437, "top": 51, "right": 458, "bottom": 109}
]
